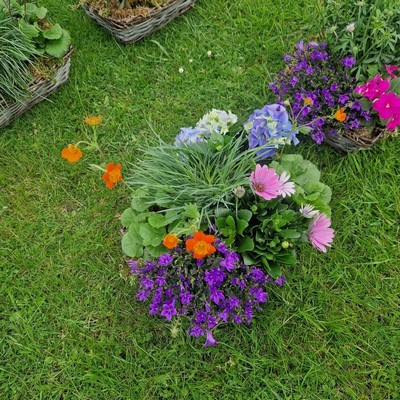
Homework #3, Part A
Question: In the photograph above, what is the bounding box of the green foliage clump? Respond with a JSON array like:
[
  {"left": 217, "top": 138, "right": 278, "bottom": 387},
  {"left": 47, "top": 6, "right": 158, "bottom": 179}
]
[
  {"left": 321, "top": 0, "right": 400, "bottom": 80},
  {"left": 4, "top": 1, "right": 71, "bottom": 58}
]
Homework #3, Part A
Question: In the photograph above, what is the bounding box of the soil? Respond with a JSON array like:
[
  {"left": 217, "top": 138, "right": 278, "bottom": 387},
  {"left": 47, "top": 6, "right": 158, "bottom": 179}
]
[{"left": 84, "top": 0, "right": 172, "bottom": 20}]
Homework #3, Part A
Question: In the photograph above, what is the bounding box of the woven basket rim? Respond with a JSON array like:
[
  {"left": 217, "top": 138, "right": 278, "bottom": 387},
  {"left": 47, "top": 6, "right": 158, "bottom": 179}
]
[
  {"left": 0, "top": 46, "right": 74, "bottom": 109},
  {"left": 343, "top": 126, "right": 392, "bottom": 147},
  {"left": 83, "top": 0, "right": 191, "bottom": 27}
]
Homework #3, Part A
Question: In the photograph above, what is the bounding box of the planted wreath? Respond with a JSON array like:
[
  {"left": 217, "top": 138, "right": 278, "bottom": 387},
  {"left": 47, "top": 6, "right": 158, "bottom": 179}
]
[{"left": 121, "top": 108, "right": 334, "bottom": 345}]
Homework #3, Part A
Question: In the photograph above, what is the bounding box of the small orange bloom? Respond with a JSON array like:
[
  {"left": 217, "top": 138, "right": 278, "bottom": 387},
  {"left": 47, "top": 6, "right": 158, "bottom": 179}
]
[
  {"left": 61, "top": 144, "right": 83, "bottom": 163},
  {"left": 102, "top": 162, "right": 122, "bottom": 189},
  {"left": 304, "top": 97, "right": 313, "bottom": 106},
  {"left": 186, "top": 231, "right": 216, "bottom": 259},
  {"left": 163, "top": 234, "right": 179, "bottom": 249},
  {"left": 84, "top": 115, "right": 102, "bottom": 126},
  {"left": 334, "top": 108, "right": 346, "bottom": 122}
]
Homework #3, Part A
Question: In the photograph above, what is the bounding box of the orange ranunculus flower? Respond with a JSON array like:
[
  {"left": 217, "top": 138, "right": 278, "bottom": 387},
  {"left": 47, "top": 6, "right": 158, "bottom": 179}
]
[
  {"left": 304, "top": 97, "right": 313, "bottom": 106},
  {"left": 61, "top": 144, "right": 83, "bottom": 163},
  {"left": 84, "top": 115, "right": 102, "bottom": 126},
  {"left": 163, "top": 234, "right": 179, "bottom": 249},
  {"left": 102, "top": 162, "right": 122, "bottom": 189},
  {"left": 186, "top": 231, "right": 216, "bottom": 259},
  {"left": 334, "top": 108, "right": 346, "bottom": 122}
]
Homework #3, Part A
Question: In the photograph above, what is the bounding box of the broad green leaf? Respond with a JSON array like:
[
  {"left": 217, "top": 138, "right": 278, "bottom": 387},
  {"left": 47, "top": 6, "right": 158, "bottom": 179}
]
[
  {"left": 236, "top": 219, "right": 248, "bottom": 235},
  {"left": 242, "top": 252, "right": 258, "bottom": 266},
  {"left": 42, "top": 24, "right": 63, "bottom": 40},
  {"left": 121, "top": 208, "right": 136, "bottom": 227},
  {"left": 45, "top": 30, "right": 71, "bottom": 58},
  {"left": 237, "top": 236, "right": 254, "bottom": 252},
  {"left": 35, "top": 6, "right": 47, "bottom": 19},
  {"left": 147, "top": 244, "right": 166, "bottom": 257},
  {"left": 267, "top": 263, "right": 282, "bottom": 279},
  {"left": 183, "top": 204, "right": 198, "bottom": 219},
  {"left": 237, "top": 209, "right": 252, "bottom": 222},
  {"left": 276, "top": 250, "right": 297, "bottom": 265},
  {"left": 148, "top": 213, "right": 167, "bottom": 228},
  {"left": 225, "top": 215, "right": 235, "bottom": 230},
  {"left": 19, "top": 20, "right": 39, "bottom": 38},
  {"left": 390, "top": 78, "right": 400, "bottom": 96},
  {"left": 139, "top": 225, "right": 165, "bottom": 247},
  {"left": 121, "top": 231, "right": 143, "bottom": 258},
  {"left": 131, "top": 194, "right": 148, "bottom": 212},
  {"left": 280, "top": 230, "right": 301, "bottom": 239}
]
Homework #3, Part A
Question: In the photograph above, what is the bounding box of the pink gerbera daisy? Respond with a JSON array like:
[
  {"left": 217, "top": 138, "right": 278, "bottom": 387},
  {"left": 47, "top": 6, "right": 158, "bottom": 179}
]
[
  {"left": 250, "top": 164, "right": 283, "bottom": 201},
  {"left": 308, "top": 213, "right": 334, "bottom": 253},
  {"left": 278, "top": 171, "right": 295, "bottom": 198}
]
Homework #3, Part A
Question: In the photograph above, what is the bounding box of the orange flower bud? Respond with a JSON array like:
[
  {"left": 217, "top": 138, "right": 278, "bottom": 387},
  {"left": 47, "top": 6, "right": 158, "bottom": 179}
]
[
  {"left": 61, "top": 144, "right": 83, "bottom": 163},
  {"left": 84, "top": 115, "right": 102, "bottom": 126},
  {"left": 334, "top": 108, "right": 346, "bottom": 122},
  {"left": 163, "top": 234, "right": 179, "bottom": 249},
  {"left": 102, "top": 162, "right": 122, "bottom": 189}
]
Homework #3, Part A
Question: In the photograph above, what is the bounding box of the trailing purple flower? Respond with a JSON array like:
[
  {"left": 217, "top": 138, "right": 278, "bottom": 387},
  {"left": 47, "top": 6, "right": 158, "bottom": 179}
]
[{"left": 129, "top": 237, "right": 284, "bottom": 347}]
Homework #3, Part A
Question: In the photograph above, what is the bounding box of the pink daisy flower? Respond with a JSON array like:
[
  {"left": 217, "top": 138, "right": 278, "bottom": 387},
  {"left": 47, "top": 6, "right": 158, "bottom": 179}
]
[
  {"left": 250, "top": 164, "right": 283, "bottom": 201},
  {"left": 308, "top": 213, "right": 334, "bottom": 253},
  {"left": 278, "top": 171, "right": 295, "bottom": 198}
]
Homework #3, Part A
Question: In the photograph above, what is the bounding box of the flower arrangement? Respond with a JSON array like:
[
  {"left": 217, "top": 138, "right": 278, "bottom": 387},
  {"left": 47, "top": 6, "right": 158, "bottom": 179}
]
[
  {"left": 269, "top": 40, "right": 370, "bottom": 144},
  {"left": 320, "top": 0, "right": 400, "bottom": 80},
  {"left": 121, "top": 108, "right": 334, "bottom": 344}
]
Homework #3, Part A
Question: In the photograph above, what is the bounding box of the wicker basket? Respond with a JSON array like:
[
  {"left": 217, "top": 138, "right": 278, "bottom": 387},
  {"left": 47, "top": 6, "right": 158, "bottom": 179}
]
[
  {"left": 83, "top": 0, "right": 196, "bottom": 44},
  {"left": 0, "top": 47, "right": 73, "bottom": 129},
  {"left": 324, "top": 127, "right": 393, "bottom": 153}
]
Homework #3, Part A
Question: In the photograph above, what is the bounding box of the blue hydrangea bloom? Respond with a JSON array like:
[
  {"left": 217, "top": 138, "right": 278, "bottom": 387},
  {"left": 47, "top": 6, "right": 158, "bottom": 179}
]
[
  {"left": 174, "top": 127, "right": 207, "bottom": 147},
  {"left": 244, "top": 104, "right": 299, "bottom": 158}
]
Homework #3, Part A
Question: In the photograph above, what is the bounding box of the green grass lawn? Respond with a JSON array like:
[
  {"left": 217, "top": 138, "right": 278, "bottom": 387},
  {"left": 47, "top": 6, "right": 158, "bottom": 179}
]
[{"left": 1, "top": 0, "right": 399, "bottom": 398}]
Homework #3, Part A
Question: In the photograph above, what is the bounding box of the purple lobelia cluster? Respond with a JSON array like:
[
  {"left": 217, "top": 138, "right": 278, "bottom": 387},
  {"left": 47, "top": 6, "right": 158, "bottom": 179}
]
[
  {"left": 129, "top": 238, "right": 284, "bottom": 347},
  {"left": 269, "top": 41, "right": 370, "bottom": 144}
]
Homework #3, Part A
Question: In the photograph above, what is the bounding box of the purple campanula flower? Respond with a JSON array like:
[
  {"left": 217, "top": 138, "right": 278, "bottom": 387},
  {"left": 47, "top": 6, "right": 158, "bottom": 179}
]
[
  {"left": 157, "top": 253, "right": 174, "bottom": 267},
  {"left": 204, "top": 331, "right": 217, "bottom": 347},
  {"left": 250, "top": 288, "right": 268, "bottom": 303},
  {"left": 136, "top": 290, "right": 150, "bottom": 302},
  {"left": 160, "top": 300, "right": 177, "bottom": 321},
  {"left": 233, "top": 315, "right": 242, "bottom": 324},
  {"left": 209, "top": 288, "right": 225, "bottom": 305},
  {"left": 312, "top": 131, "right": 325, "bottom": 144},
  {"left": 274, "top": 275, "right": 286, "bottom": 286},
  {"left": 155, "top": 276, "right": 167, "bottom": 286},
  {"left": 283, "top": 54, "right": 292, "bottom": 62},
  {"left": 338, "top": 94, "right": 350, "bottom": 104},
  {"left": 180, "top": 291, "right": 194, "bottom": 305},
  {"left": 204, "top": 268, "right": 226, "bottom": 287},
  {"left": 189, "top": 325, "right": 205, "bottom": 338},
  {"left": 140, "top": 277, "right": 154, "bottom": 290},
  {"left": 342, "top": 56, "right": 356, "bottom": 68}
]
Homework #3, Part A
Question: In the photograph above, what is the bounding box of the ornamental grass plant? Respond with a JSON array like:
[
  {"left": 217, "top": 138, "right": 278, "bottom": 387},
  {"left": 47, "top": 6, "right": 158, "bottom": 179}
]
[{"left": 0, "top": 9, "right": 35, "bottom": 105}]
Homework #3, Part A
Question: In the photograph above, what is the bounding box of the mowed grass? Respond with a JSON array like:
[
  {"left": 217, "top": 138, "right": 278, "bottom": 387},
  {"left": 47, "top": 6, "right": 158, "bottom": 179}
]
[{"left": 0, "top": 0, "right": 399, "bottom": 399}]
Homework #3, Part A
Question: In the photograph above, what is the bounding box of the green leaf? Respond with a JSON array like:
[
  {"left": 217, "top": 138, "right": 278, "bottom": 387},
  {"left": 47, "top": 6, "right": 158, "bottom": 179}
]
[
  {"left": 242, "top": 252, "right": 258, "bottom": 266},
  {"left": 164, "top": 210, "right": 180, "bottom": 224},
  {"left": 146, "top": 244, "right": 166, "bottom": 257},
  {"left": 131, "top": 194, "right": 148, "bottom": 212},
  {"left": 280, "top": 230, "right": 301, "bottom": 239},
  {"left": 215, "top": 207, "right": 231, "bottom": 218},
  {"left": 225, "top": 215, "right": 236, "bottom": 230},
  {"left": 148, "top": 213, "right": 167, "bottom": 228},
  {"left": 45, "top": 30, "right": 71, "bottom": 58},
  {"left": 35, "top": 6, "right": 47, "bottom": 19},
  {"left": 121, "top": 208, "right": 136, "bottom": 227},
  {"left": 42, "top": 23, "right": 63, "bottom": 40},
  {"left": 19, "top": 20, "right": 39, "bottom": 38},
  {"left": 237, "top": 237, "right": 254, "bottom": 252},
  {"left": 267, "top": 263, "right": 282, "bottom": 279},
  {"left": 183, "top": 204, "right": 198, "bottom": 219},
  {"left": 236, "top": 219, "right": 248, "bottom": 235},
  {"left": 237, "top": 209, "right": 252, "bottom": 222},
  {"left": 139, "top": 225, "right": 165, "bottom": 247},
  {"left": 121, "top": 231, "right": 143, "bottom": 258},
  {"left": 390, "top": 78, "right": 400, "bottom": 96},
  {"left": 276, "top": 250, "right": 297, "bottom": 265}
]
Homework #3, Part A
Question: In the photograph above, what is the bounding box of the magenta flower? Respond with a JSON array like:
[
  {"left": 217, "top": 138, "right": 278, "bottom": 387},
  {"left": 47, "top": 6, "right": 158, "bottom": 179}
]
[
  {"left": 278, "top": 171, "right": 295, "bottom": 198},
  {"left": 372, "top": 92, "right": 400, "bottom": 120},
  {"left": 385, "top": 65, "right": 399, "bottom": 78},
  {"left": 355, "top": 74, "right": 390, "bottom": 100},
  {"left": 250, "top": 164, "right": 283, "bottom": 201},
  {"left": 308, "top": 213, "right": 334, "bottom": 253},
  {"left": 387, "top": 112, "right": 400, "bottom": 130}
]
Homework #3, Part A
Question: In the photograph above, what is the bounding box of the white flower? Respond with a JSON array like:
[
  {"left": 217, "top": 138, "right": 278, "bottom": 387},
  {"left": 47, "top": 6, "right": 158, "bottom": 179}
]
[
  {"left": 179, "top": 67, "right": 184, "bottom": 73},
  {"left": 189, "top": 59, "right": 193, "bottom": 63},
  {"left": 196, "top": 109, "right": 238, "bottom": 135},
  {"left": 346, "top": 22, "right": 356, "bottom": 32},
  {"left": 299, "top": 204, "right": 319, "bottom": 218},
  {"left": 207, "top": 50, "right": 212, "bottom": 57},
  {"left": 278, "top": 171, "right": 295, "bottom": 198}
]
